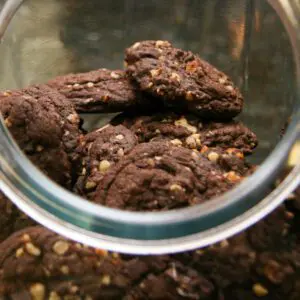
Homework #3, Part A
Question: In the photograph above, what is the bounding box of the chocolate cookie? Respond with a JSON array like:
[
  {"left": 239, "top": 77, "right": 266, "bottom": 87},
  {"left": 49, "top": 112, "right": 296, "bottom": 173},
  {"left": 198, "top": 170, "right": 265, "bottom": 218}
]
[
  {"left": 0, "top": 85, "right": 82, "bottom": 188},
  {"left": 93, "top": 142, "right": 235, "bottom": 211},
  {"left": 111, "top": 111, "right": 258, "bottom": 155},
  {"left": 0, "top": 192, "right": 36, "bottom": 243},
  {"left": 74, "top": 124, "right": 138, "bottom": 198},
  {"left": 47, "top": 68, "right": 157, "bottom": 113},
  {"left": 125, "top": 40, "right": 243, "bottom": 119},
  {"left": 124, "top": 262, "right": 215, "bottom": 300},
  {"left": 0, "top": 226, "right": 143, "bottom": 299}
]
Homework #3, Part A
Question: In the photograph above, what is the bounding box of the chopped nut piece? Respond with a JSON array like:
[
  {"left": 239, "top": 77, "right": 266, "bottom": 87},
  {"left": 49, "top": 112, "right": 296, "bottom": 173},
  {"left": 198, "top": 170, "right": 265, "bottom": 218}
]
[
  {"left": 186, "top": 134, "right": 201, "bottom": 149},
  {"left": 67, "top": 114, "right": 79, "bottom": 124},
  {"left": 15, "top": 247, "right": 24, "bottom": 258},
  {"left": 170, "top": 184, "right": 184, "bottom": 192},
  {"left": 225, "top": 85, "right": 234, "bottom": 91},
  {"left": 132, "top": 42, "right": 141, "bottom": 49},
  {"left": 186, "top": 60, "right": 199, "bottom": 73},
  {"left": 185, "top": 91, "right": 194, "bottom": 101},
  {"left": 191, "top": 151, "right": 199, "bottom": 160},
  {"left": 186, "top": 135, "right": 197, "bottom": 149},
  {"left": 150, "top": 69, "right": 161, "bottom": 77},
  {"left": 147, "top": 82, "right": 154, "bottom": 88},
  {"left": 170, "top": 139, "right": 183, "bottom": 146},
  {"left": 86, "top": 82, "right": 94, "bottom": 88},
  {"left": 101, "top": 275, "right": 111, "bottom": 285},
  {"left": 95, "top": 248, "right": 108, "bottom": 256},
  {"left": 252, "top": 283, "right": 269, "bottom": 297},
  {"left": 117, "top": 148, "right": 124, "bottom": 157},
  {"left": 224, "top": 171, "right": 242, "bottom": 182},
  {"left": 208, "top": 152, "right": 220, "bottom": 162},
  {"left": 4, "top": 118, "right": 12, "bottom": 127},
  {"left": 22, "top": 233, "right": 31, "bottom": 242},
  {"left": 226, "top": 148, "right": 244, "bottom": 159},
  {"left": 155, "top": 40, "right": 171, "bottom": 47},
  {"left": 170, "top": 72, "right": 181, "bottom": 82},
  {"left": 220, "top": 239, "right": 229, "bottom": 248},
  {"left": 36, "top": 145, "right": 44, "bottom": 152},
  {"left": 174, "top": 117, "right": 197, "bottom": 133},
  {"left": 29, "top": 283, "right": 45, "bottom": 300},
  {"left": 147, "top": 158, "right": 155, "bottom": 167},
  {"left": 72, "top": 83, "right": 82, "bottom": 90},
  {"left": 85, "top": 181, "right": 97, "bottom": 190},
  {"left": 60, "top": 265, "right": 70, "bottom": 275},
  {"left": 49, "top": 292, "right": 61, "bottom": 300},
  {"left": 70, "top": 285, "right": 79, "bottom": 294},
  {"left": 115, "top": 134, "right": 124, "bottom": 140},
  {"left": 218, "top": 77, "right": 227, "bottom": 84},
  {"left": 99, "top": 160, "right": 111, "bottom": 173},
  {"left": 110, "top": 71, "right": 120, "bottom": 79},
  {"left": 52, "top": 240, "right": 70, "bottom": 255},
  {"left": 25, "top": 242, "right": 41, "bottom": 256}
]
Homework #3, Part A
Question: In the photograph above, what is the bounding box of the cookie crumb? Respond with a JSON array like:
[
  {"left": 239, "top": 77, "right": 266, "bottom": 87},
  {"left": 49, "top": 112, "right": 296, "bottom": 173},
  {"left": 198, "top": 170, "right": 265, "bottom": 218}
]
[{"left": 99, "top": 160, "right": 111, "bottom": 173}]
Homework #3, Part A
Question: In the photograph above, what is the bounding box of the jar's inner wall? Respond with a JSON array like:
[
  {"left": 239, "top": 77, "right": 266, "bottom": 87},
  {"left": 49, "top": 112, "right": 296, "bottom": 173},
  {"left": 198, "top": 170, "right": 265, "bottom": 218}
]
[{"left": 0, "top": 0, "right": 296, "bottom": 164}]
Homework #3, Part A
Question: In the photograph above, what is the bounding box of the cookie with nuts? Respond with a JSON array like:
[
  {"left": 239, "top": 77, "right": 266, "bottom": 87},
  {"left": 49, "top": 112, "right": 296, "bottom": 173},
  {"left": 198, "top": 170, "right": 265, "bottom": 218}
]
[
  {"left": 124, "top": 262, "right": 215, "bottom": 300},
  {"left": 0, "top": 192, "right": 36, "bottom": 243},
  {"left": 0, "top": 226, "right": 166, "bottom": 299},
  {"left": 125, "top": 40, "right": 243, "bottom": 119},
  {"left": 0, "top": 85, "right": 82, "bottom": 188},
  {"left": 74, "top": 124, "right": 138, "bottom": 199},
  {"left": 93, "top": 141, "right": 234, "bottom": 211},
  {"left": 111, "top": 111, "right": 258, "bottom": 155},
  {"left": 47, "top": 68, "right": 157, "bottom": 113}
]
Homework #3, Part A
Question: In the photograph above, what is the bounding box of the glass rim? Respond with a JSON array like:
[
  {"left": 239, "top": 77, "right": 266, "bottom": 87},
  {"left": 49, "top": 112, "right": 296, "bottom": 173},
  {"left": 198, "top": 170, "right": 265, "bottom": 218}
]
[{"left": 0, "top": 0, "right": 299, "bottom": 254}]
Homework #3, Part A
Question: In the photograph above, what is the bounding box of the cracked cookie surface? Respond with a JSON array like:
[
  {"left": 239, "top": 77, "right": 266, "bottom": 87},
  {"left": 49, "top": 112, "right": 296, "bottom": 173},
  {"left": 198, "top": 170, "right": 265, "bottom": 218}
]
[
  {"left": 0, "top": 85, "right": 81, "bottom": 188},
  {"left": 74, "top": 124, "right": 138, "bottom": 199},
  {"left": 48, "top": 68, "right": 157, "bottom": 113},
  {"left": 93, "top": 142, "right": 234, "bottom": 211},
  {"left": 125, "top": 40, "right": 243, "bottom": 119}
]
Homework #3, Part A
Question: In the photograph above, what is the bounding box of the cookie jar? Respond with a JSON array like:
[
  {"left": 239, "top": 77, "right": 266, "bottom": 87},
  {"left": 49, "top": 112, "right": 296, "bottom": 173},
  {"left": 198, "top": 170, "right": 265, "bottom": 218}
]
[{"left": 0, "top": 0, "right": 299, "bottom": 254}]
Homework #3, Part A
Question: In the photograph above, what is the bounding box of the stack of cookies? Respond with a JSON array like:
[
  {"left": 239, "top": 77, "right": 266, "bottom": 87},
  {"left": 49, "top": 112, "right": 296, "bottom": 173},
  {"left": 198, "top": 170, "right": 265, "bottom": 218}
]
[{"left": 0, "top": 40, "right": 299, "bottom": 299}]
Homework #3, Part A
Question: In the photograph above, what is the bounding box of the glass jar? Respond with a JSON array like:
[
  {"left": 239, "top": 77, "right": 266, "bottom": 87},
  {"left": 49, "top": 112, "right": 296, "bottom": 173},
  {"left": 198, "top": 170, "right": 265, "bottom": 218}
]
[{"left": 0, "top": 0, "right": 299, "bottom": 254}]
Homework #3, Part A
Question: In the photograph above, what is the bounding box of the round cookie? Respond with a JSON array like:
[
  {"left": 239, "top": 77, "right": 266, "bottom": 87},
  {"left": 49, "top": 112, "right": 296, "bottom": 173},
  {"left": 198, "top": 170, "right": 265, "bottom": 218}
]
[
  {"left": 74, "top": 124, "right": 138, "bottom": 199},
  {"left": 0, "top": 85, "right": 82, "bottom": 188},
  {"left": 125, "top": 40, "right": 243, "bottom": 119},
  {"left": 0, "top": 226, "right": 158, "bottom": 299},
  {"left": 47, "top": 68, "right": 158, "bottom": 113},
  {"left": 93, "top": 142, "right": 235, "bottom": 211},
  {"left": 111, "top": 111, "right": 258, "bottom": 155},
  {"left": 0, "top": 192, "right": 36, "bottom": 243}
]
